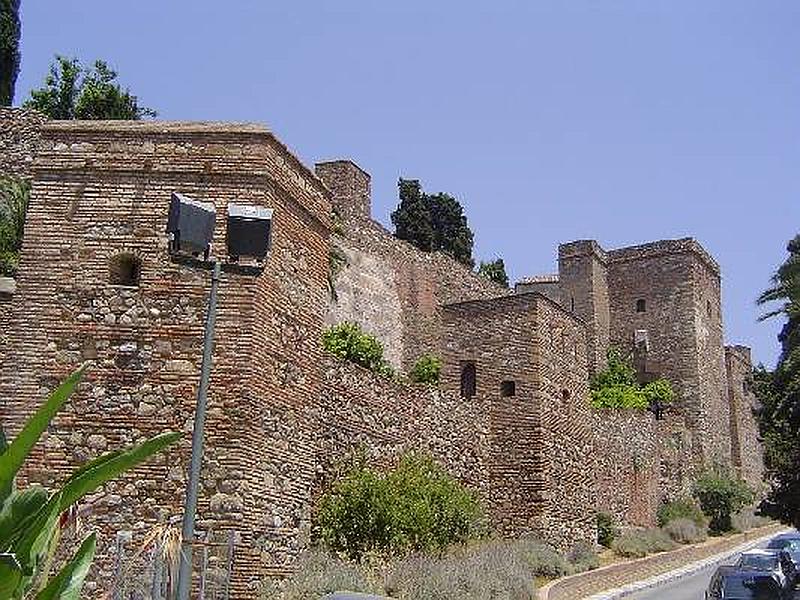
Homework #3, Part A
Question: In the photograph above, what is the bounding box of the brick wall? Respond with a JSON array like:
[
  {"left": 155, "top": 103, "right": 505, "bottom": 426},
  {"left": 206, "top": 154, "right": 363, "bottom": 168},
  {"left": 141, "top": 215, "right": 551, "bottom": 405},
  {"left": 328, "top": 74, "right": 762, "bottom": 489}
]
[
  {"left": 0, "top": 278, "right": 13, "bottom": 374},
  {"left": 0, "top": 107, "right": 47, "bottom": 179},
  {"left": 0, "top": 120, "right": 330, "bottom": 596},
  {"left": 592, "top": 409, "right": 659, "bottom": 528},
  {"left": 314, "top": 355, "right": 491, "bottom": 503},
  {"left": 442, "top": 293, "right": 595, "bottom": 550},
  {"left": 725, "top": 345, "right": 764, "bottom": 489},
  {"left": 317, "top": 160, "right": 508, "bottom": 371}
]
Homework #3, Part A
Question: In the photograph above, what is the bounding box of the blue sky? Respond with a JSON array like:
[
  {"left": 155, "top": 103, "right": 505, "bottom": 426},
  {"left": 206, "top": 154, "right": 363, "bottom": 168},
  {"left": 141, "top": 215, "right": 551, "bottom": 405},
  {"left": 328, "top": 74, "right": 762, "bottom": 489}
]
[{"left": 15, "top": 1, "right": 800, "bottom": 366}]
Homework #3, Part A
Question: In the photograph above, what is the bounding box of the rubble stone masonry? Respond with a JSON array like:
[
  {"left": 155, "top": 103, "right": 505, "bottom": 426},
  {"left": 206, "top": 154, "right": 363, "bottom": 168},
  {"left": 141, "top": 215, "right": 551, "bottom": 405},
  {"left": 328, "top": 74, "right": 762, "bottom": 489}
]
[
  {"left": 0, "top": 120, "right": 331, "bottom": 596},
  {"left": 0, "top": 107, "right": 48, "bottom": 179},
  {"left": 725, "top": 345, "right": 765, "bottom": 489}
]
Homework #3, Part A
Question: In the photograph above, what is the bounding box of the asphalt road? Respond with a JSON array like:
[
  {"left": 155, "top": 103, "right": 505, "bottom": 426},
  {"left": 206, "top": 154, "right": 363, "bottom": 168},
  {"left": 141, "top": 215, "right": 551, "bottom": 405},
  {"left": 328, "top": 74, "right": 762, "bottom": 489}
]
[{"left": 628, "top": 535, "right": 799, "bottom": 600}]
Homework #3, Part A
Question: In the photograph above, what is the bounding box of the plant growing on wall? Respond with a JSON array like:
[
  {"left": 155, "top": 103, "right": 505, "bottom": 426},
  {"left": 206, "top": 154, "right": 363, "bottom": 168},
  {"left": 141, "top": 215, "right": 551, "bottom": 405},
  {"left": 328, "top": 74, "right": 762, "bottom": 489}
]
[
  {"left": 0, "top": 363, "right": 179, "bottom": 598},
  {"left": 409, "top": 354, "right": 442, "bottom": 385},
  {"left": 0, "top": 176, "right": 30, "bottom": 277},
  {"left": 322, "top": 322, "right": 394, "bottom": 378},
  {"left": 316, "top": 453, "right": 485, "bottom": 560},
  {"left": 590, "top": 348, "right": 674, "bottom": 411}
]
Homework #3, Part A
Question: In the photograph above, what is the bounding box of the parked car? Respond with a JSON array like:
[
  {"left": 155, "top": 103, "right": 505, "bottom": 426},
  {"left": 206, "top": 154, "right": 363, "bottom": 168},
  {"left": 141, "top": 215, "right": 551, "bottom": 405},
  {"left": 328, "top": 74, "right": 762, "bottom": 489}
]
[
  {"left": 735, "top": 549, "right": 796, "bottom": 590},
  {"left": 706, "top": 564, "right": 789, "bottom": 599},
  {"left": 767, "top": 533, "right": 800, "bottom": 577}
]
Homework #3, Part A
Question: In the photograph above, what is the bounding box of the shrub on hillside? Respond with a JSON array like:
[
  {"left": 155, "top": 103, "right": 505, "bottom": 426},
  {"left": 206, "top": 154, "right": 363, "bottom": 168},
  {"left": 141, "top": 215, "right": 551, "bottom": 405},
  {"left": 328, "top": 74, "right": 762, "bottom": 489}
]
[
  {"left": 322, "top": 322, "right": 394, "bottom": 377},
  {"left": 663, "top": 518, "right": 708, "bottom": 544},
  {"left": 597, "top": 512, "right": 619, "bottom": 548},
  {"left": 731, "top": 509, "right": 772, "bottom": 533},
  {"left": 261, "top": 550, "right": 378, "bottom": 599},
  {"left": 316, "top": 453, "right": 485, "bottom": 560},
  {"left": 410, "top": 353, "right": 442, "bottom": 385},
  {"left": 692, "top": 471, "right": 754, "bottom": 534},
  {"left": 383, "top": 541, "right": 535, "bottom": 600},
  {"left": 657, "top": 498, "right": 706, "bottom": 528},
  {"left": 566, "top": 542, "right": 600, "bottom": 573},
  {"left": 611, "top": 528, "right": 678, "bottom": 558}
]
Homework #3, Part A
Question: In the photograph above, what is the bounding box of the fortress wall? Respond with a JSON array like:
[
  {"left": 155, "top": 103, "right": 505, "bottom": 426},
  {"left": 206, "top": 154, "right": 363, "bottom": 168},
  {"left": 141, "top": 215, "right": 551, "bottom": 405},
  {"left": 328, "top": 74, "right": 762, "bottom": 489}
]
[
  {"left": 0, "top": 121, "right": 330, "bottom": 597},
  {"left": 317, "top": 160, "right": 507, "bottom": 371},
  {"left": 0, "top": 280, "right": 13, "bottom": 373},
  {"left": 725, "top": 346, "right": 764, "bottom": 490},
  {"left": 534, "top": 295, "right": 596, "bottom": 550},
  {"left": 315, "top": 355, "right": 491, "bottom": 503},
  {"left": 591, "top": 409, "right": 659, "bottom": 528},
  {"left": 0, "top": 107, "right": 47, "bottom": 179}
]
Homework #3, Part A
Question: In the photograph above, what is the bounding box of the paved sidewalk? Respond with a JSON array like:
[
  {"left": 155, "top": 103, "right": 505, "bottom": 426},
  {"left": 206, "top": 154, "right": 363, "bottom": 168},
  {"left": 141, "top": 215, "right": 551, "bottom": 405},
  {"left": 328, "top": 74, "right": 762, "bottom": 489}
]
[{"left": 537, "top": 523, "right": 786, "bottom": 600}]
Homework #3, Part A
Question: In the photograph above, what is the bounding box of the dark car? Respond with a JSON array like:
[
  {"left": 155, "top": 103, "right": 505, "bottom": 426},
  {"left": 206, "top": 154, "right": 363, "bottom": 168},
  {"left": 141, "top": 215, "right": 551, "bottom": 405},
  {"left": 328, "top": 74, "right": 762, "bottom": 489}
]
[
  {"left": 767, "top": 533, "right": 800, "bottom": 577},
  {"left": 706, "top": 564, "right": 789, "bottom": 599},
  {"left": 736, "top": 549, "right": 796, "bottom": 591}
]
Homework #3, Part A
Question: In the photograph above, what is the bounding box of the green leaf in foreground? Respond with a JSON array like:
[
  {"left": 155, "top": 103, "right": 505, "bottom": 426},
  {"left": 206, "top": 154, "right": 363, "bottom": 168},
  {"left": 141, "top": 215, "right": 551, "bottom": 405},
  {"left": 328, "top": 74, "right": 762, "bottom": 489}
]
[{"left": 35, "top": 533, "right": 96, "bottom": 600}]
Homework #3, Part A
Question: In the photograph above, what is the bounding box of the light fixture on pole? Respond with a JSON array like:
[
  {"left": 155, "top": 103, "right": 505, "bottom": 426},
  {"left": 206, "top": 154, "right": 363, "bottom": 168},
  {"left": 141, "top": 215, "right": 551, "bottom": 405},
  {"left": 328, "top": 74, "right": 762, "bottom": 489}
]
[{"left": 169, "top": 195, "right": 273, "bottom": 600}]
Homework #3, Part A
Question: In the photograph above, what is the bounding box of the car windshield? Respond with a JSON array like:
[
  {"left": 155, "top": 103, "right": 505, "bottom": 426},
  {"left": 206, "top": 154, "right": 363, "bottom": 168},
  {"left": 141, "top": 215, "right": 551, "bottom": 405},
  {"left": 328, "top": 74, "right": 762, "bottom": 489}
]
[
  {"left": 738, "top": 554, "right": 779, "bottom": 571},
  {"left": 767, "top": 538, "right": 800, "bottom": 551},
  {"left": 721, "top": 574, "right": 780, "bottom": 600}
]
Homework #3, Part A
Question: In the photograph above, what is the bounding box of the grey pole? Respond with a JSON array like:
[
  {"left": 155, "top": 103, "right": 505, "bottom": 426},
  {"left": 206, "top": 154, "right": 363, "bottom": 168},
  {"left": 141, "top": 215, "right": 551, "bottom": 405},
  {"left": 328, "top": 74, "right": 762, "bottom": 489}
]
[{"left": 177, "top": 260, "right": 221, "bottom": 600}]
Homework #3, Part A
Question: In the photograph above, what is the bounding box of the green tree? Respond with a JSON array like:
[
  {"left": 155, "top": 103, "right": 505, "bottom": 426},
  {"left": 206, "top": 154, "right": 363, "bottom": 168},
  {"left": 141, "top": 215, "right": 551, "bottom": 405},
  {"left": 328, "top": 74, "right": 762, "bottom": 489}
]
[
  {"left": 692, "top": 471, "right": 754, "bottom": 533},
  {"left": 754, "top": 233, "right": 800, "bottom": 527},
  {"left": 477, "top": 258, "right": 509, "bottom": 287},
  {"left": 0, "top": 176, "right": 29, "bottom": 276},
  {"left": 25, "top": 56, "right": 156, "bottom": 119},
  {"left": 590, "top": 348, "right": 674, "bottom": 410},
  {"left": 0, "top": 0, "right": 21, "bottom": 106},
  {"left": 391, "top": 178, "right": 474, "bottom": 266}
]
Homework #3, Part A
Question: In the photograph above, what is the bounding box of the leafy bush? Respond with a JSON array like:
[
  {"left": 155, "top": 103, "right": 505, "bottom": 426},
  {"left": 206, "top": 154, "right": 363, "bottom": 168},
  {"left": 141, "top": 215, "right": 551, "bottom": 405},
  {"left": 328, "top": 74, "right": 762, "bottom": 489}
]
[
  {"left": 0, "top": 177, "right": 30, "bottom": 277},
  {"left": 590, "top": 349, "right": 674, "bottom": 410},
  {"left": 611, "top": 528, "right": 678, "bottom": 558},
  {"left": 316, "top": 454, "right": 485, "bottom": 560},
  {"left": 322, "top": 322, "right": 394, "bottom": 378},
  {"left": 657, "top": 498, "right": 706, "bottom": 528},
  {"left": 410, "top": 354, "right": 442, "bottom": 385},
  {"left": 0, "top": 363, "right": 179, "bottom": 598},
  {"left": 692, "top": 471, "right": 755, "bottom": 534},
  {"left": 384, "top": 541, "right": 535, "bottom": 600},
  {"left": 262, "top": 550, "right": 379, "bottom": 599},
  {"left": 663, "top": 518, "right": 708, "bottom": 544},
  {"left": 596, "top": 512, "right": 618, "bottom": 548}
]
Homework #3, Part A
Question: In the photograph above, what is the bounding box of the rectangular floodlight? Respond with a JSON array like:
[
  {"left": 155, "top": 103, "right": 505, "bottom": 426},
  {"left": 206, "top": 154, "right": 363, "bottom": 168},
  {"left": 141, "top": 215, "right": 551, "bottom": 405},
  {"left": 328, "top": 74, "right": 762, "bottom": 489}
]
[
  {"left": 167, "top": 193, "right": 217, "bottom": 258},
  {"left": 226, "top": 203, "right": 273, "bottom": 261}
]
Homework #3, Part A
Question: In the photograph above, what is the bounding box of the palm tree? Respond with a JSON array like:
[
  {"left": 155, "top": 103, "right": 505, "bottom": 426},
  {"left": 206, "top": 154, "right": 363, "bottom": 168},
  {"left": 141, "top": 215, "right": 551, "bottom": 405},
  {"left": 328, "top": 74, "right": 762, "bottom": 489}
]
[{"left": 758, "top": 234, "right": 800, "bottom": 365}]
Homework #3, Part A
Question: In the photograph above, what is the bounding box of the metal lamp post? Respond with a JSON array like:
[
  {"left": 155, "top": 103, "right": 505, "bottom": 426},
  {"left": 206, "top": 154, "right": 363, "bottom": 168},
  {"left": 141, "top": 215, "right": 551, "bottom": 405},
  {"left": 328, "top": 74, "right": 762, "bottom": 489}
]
[{"left": 167, "top": 194, "right": 273, "bottom": 600}]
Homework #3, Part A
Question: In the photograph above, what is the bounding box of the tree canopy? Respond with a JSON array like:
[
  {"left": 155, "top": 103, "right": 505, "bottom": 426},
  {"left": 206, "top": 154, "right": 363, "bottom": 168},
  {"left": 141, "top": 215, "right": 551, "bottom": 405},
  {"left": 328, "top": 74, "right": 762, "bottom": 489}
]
[
  {"left": 24, "top": 56, "right": 156, "bottom": 120},
  {"left": 754, "top": 233, "right": 800, "bottom": 527},
  {"left": 477, "top": 258, "right": 509, "bottom": 287},
  {"left": 0, "top": 0, "right": 21, "bottom": 106},
  {"left": 391, "top": 178, "right": 474, "bottom": 266}
]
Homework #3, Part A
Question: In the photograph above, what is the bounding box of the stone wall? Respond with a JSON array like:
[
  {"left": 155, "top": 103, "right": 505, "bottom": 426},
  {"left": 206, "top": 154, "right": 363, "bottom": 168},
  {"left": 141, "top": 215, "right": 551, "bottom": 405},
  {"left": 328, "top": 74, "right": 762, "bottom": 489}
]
[
  {"left": 725, "top": 345, "right": 764, "bottom": 489},
  {"left": 591, "top": 409, "right": 659, "bottom": 528},
  {"left": 0, "top": 120, "right": 331, "bottom": 597},
  {"left": 314, "top": 355, "right": 491, "bottom": 502},
  {"left": 317, "top": 160, "right": 507, "bottom": 371},
  {"left": 0, "top": 278, "right": 13, "bottom": 375},
  {"left": 0, "top": 107, "right": 47, "bottom": 179},
  {"left": 441, "top": 293, "right": 595, "bottom": 550}
]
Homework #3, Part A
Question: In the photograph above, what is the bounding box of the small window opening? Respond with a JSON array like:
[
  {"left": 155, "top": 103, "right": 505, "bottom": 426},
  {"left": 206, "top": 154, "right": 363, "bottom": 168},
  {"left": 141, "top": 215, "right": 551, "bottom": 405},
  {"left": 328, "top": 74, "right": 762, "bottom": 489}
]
[
  {"left": 570, "top": 296, "right": 575, "bottom": 313},
  {"left": 460, "top": 362, "right": 476, "bottom": 399},
  {"left": 500, "top": 380, "right": 516, "bottom": 397},
  {"left": 561, "top": 389, "right": 571, "bottom": 402},
  {"left": 706, "top": 300, "right": 713, "bottom": 317},
  {"left": 636, "top": 299, "right": 646, "bottom": 313},
  {"left": 109, "top": 253, "right": 142, "bottom": 287}
]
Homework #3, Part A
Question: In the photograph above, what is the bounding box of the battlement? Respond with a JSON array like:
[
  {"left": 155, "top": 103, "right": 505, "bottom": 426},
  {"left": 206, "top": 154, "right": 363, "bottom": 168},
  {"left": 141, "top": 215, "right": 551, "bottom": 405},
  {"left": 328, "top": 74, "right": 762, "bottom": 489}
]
[
  {"left": 315, "top": 159, "right": 372, "bottom": 222},
  {"left": 558, "top": 239, "right": 609, "bottom": 264}
]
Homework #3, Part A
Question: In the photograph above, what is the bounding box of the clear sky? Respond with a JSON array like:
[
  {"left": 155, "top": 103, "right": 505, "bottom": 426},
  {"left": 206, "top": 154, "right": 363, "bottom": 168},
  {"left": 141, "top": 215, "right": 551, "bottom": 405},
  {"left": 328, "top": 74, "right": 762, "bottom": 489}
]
[{"left": 14, "top": 1, "right": 800, "bottom": 367}]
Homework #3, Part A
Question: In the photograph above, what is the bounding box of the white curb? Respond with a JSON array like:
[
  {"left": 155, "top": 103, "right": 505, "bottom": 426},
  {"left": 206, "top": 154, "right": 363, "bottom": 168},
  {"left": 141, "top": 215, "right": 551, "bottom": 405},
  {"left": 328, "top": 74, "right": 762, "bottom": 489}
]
[{"left": 586, "top": 528, "right": 793, "bottom": 600}]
